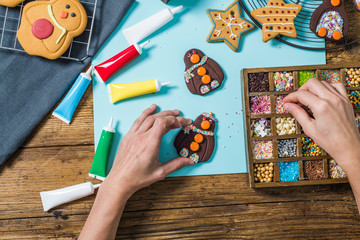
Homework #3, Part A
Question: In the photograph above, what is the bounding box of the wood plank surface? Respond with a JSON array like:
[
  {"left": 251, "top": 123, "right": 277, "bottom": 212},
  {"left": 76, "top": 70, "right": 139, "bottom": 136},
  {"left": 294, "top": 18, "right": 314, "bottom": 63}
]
[{"left": 2, "top": 5, "right": 360, "bottom": 239}]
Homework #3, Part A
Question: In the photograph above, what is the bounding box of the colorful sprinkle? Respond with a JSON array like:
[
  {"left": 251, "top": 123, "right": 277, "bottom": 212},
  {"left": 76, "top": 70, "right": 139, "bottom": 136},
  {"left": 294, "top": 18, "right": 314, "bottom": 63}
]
[
  {"left": 275, "top": 95, "right": 288, "bottom": 113},
  {"left": 211, "top": 80, "right": 220, "bottom": 89},
  {"left": 298, "top": 70, "right": 316, "bottom": 87},
  {"left": 252, "top": 140, "right": 273, "bottom": 159},
  {"left": 329, "top": 159, "right": 346, "bottom": 179},
  {"left": 184, "top": 56, "right": 208, "bottom": 83},
  {"left": 200, "top": 85, "right": 210, "bottom": 94},
  {"left": 183, "top": 124, "right": 214, "bottom": 136},
  {"left": 277, "top": 138, "right": 297, "bottom": 158},
  {"left": 274, "top": 71, "right": 294, "bottom": 91},
  {"left": 251, "top": 118, "right": 271, "bottom": 137},
  {"left": 345, "top": 68, "right": 360, "bottom": 87},
  {"left": 316, "top": 11, "right": 343, "bottom": 39},
  {"left": 302, "top": 137, "right": 321, "bottom": 156},
  {"left": 348, "top": 90, "right": 360, "bottom": 109},
  {"left": 180, "top": 148, "right": 189, "bottom": 157},
  {"left": 250, "top": 96, "right": 271, "bottom": 114},
  {"left": 320, "top": 69, "right": 340, "bottom": 84},
  {"left": 279, "top": 161, "right": 299, "bottom": 182},
  {"left": 190, "top": 153, "right": 199, "bottom": 164}
]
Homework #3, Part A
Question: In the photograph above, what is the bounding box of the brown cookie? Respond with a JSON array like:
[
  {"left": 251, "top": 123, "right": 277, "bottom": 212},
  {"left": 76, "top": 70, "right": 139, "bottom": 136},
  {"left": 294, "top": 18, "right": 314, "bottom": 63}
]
[
  {"left": 174, "top": 112, "right": 217, "bottom": 164},
  {"left": 17, "top": 0, "right": 87, "bottom": 59},
  {"left": 0, "top": 0, "right": 24, "bottom": 7},
  {"left": 184, "top": 49, "right": 224, "bottom": 96},
  {"left": 310, "top": 0, "right": 349, "bottom": 41}
]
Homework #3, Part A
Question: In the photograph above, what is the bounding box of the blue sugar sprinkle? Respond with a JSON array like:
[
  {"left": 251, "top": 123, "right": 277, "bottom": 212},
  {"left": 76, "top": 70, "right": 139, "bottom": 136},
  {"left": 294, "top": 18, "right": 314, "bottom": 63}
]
[{"left": 279, "top": 161, "right": 299, "bottom": 182}]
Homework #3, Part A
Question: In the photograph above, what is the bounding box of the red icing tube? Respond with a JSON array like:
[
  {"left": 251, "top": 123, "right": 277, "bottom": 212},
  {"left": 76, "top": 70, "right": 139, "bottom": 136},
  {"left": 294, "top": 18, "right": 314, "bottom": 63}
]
[{"left": 93, "top": 41, "right": 149, "bottom": 82}]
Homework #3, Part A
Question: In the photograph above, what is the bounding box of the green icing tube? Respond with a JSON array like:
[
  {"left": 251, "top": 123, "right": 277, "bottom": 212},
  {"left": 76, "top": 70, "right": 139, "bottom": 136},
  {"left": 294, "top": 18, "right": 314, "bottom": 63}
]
[{"left": 89, "top": 117, "right": 115, "bottom": 181}]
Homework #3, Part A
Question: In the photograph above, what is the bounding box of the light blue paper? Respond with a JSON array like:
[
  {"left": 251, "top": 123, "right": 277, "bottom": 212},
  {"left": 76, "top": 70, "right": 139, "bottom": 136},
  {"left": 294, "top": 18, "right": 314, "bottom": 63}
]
[{"left": 92, "top": 0, "right": 325, "bottom": 177}]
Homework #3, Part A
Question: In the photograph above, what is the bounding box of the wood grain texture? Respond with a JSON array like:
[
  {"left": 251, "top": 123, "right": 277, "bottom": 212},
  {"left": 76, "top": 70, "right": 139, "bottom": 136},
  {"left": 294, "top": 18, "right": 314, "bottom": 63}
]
[{"left": 2, "top": 10, "right": 360, "bottom": 239}]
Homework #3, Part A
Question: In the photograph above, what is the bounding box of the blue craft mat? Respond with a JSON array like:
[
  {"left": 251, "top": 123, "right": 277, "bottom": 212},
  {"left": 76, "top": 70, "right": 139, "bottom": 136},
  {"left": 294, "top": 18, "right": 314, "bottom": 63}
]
[{"left": 92, "top": 0, "right": 325, "bottom": 177}]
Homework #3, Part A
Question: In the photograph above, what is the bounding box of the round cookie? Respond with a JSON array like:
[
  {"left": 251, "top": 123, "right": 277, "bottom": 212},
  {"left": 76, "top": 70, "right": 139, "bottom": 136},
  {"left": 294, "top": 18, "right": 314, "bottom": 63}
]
[
  {"left": 174, "top": 112, "right": 217, "bottom": 164},
  {"left": 0, "top": 0, "right": 24, "bottom": 7},
  {"left": 310, "top": 0, "right": 349, "bottom": 41},
  {"left": 17, "top": 0, "right": 87, "bottom": 60},
  {"left": 184, "top": 49, "right": 225, "bottom": 96}
]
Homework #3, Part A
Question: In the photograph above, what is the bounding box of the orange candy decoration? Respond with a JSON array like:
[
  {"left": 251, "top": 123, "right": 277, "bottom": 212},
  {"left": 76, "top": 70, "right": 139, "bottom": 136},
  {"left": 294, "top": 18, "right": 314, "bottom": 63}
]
[
  {"left": 202, "top": 75, "right": 211, "bottom": 84},
  {"left": 332, "top": 30, "right": 342, "bottom": 40},
  {"left": 190, "top": 54, "right": 200, "bottom": 64},
  {"left": 190, "top": 142, "right": 199, "bottom": 151},
  {"left": 201, "top": 120, "right": 210, "bottom": 130},
  {"left": 330, "top": 0, "right": 340, "bottom": 6},
  {"left": 194, "top": 134, "right": 204, "bottom": 143},
  {"left": 317, "top": 27, "right": 327, "bottom": 37},
  {"left": 197, "top": 67, "right": 206, "bottom": 76}
]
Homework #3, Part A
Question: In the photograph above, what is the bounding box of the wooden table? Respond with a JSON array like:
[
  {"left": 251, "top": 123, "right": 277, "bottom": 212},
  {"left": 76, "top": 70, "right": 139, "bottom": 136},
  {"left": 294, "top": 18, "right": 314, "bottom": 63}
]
[{"left": 2, "top": 20, "right": 360, "bottom": 240}]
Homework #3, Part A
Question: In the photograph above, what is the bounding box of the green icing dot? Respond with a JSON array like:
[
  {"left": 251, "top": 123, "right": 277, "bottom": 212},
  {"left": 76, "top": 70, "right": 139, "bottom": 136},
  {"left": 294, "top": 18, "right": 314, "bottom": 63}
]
[{"left": 298, "top": 70, "right": 316, "bottom": 87}]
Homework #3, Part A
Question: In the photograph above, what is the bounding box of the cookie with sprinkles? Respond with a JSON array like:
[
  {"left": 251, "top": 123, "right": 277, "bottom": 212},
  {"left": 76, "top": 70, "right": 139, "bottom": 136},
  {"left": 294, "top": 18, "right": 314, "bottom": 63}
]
[
  {"left": 184, "top": 49, "right": 225, "bottom": 96},
  {"left": 250, "top": 0, "right": 302, "bottom": 43},
  {"left": 310, "top": 0, "right": 349, "bottom": 41},
  {"left": 174, "top": 113, "right": 217, "bottom": 164},
  {"left": 206, "top": 1, "right": 255, "bottom": 52}
]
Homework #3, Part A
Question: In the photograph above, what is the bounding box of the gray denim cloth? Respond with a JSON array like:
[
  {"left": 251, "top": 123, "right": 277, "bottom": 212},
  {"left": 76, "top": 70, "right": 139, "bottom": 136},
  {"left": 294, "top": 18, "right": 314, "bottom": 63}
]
[{"left": 0, "top": 0, "right": 134, "bottom": 164}]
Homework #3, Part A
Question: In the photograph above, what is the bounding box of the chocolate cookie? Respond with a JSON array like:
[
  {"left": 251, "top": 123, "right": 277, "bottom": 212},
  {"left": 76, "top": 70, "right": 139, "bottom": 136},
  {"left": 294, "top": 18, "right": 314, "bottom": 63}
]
[
  {"left": 184, "top": 49, "right": 224, "bottom": 96},
  {"left": 310, "top": 0, "right": 349, "bottom": 41},
  {"left": 174, "top": 112, "right": 217, "bottom": 164}
]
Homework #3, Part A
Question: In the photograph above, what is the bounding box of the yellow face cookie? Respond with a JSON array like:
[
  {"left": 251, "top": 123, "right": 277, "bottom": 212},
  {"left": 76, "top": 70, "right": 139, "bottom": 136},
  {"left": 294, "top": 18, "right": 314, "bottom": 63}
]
[
  {"left": 0, "top": 0, "right": 24, "bottom": 7},
  {"left": 17, "top": 0, "right": 87, "bottom": 60}
]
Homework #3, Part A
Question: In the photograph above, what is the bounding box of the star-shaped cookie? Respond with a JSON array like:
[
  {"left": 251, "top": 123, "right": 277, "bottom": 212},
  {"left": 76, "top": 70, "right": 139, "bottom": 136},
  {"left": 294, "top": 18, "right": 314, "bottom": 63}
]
[
  {"left": 250, "top": 0, "right": 302, "bottom": 42},
  {"left": 206, "top": 1, "right": 255, "bottom": 52}
]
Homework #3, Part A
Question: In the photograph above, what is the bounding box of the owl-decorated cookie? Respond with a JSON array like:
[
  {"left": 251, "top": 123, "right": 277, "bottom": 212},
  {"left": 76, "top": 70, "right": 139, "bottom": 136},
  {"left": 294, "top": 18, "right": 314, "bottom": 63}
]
[
  {"left": 0, "top": 0, "right": 24, "bottom": 7},
  {"left": 17, "top": 0, "right": 87, "bottom": 60},
  {"left": 310, "top": 0, "right": 349, "bottom": 41},
  {"left": 184, "top": 49, "right": 224, "bottom": 96},
  {"left": 174, "top": 112, "right": 217, "bottom": 164}
]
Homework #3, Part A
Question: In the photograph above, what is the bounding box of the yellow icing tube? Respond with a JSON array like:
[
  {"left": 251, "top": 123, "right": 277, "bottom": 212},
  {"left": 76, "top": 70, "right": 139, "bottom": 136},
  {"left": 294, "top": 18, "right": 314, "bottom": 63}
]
[{"left": 107, "top": 79, "right": 170, "bottom": 103}]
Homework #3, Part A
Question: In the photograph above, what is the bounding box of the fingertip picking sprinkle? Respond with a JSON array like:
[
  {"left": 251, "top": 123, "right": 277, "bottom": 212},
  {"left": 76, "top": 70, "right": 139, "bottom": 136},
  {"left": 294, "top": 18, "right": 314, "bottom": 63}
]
[
  {"left": 274, "top": 71, "right": 294, "bottom": 91},
  {"left": 302, "top": 137, "right": 321, "bottom": 156},
  {"left": 320, "top": 69, "right": 340, "bottom": 84},
  {"left": 279, "top": 161, "right": 299, "bottom": 182},
  {"left": 275, "top": 95, "right": 288, "bottom": 113},
  {"left": 329, "top": 159, "right": 346, "bottom": 179},
  {"left": 252, "top": 140, "right": 273, "bottom": 159},
  {"left": 250, "top": 96, "right": 271, "bottom": 114}
]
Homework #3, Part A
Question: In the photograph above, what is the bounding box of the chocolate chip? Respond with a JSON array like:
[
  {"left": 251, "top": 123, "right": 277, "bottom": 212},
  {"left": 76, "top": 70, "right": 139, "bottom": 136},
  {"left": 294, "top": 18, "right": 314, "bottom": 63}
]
[{"left": 248, "top": 72, "right": 269, "bottom": 92}]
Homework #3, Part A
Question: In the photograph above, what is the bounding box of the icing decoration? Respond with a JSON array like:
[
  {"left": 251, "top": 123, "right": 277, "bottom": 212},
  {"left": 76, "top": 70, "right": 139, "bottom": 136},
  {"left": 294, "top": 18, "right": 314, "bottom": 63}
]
[
  {"left": 194, "top": 134, "right": 204, "bottom": 143},
  {"left": 201, "top": 120, "right": 210, "bottom": 130},
  {"left": 202, "top": 75, "right": 211, "bottom": 84},
  {"left": 32, "top": 18, "right": 54, "bottom": 40},
  {"left": 48, "top": 5, "right": 67, "bottom": 44},
  {"left": 211, "top": 80, "right": 220, "bottom": 89},
  {"left": 190, "top": 153, "right": 199, "bottom": 164},
  {"left": 201, "top": 112, "right": 217, "bottom": 122},
  {"left": 316, "top": 11, "right": 343, "bottom": 40},
  {"left": 197, "top": 67, "right": 207, "bottom": 76},
  {"left": 190, "top": 142, "right": 200, "bottom": 152},
  {"left": 60, "top": 11, "right": 69, "bottom": 19},
  {"left": 184, "top": 56, "right": 208, "bottom": 83},
  {"left": 179, "top": 148, "right": 189, "bottom": 157},
  {"left": 206, "top": 1, "right": 254, "bottom": 51},
  {"left": 183, "top": 124, "right": 214, "bottom": 136},
  {"left": 190, "top": 54, "right": 200, "bottom": 64},
  {"left": 250, "top": 0, "right": 302, "bottom": 42},
  {"left": 200, "top": 85, "right": 210, "bottom": 94}
]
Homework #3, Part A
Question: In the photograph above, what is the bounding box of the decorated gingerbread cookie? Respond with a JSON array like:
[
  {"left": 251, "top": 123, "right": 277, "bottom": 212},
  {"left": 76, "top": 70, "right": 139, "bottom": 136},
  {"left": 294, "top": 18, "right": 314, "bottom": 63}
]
[
  {"left": 174, "top": 113, "right": 217, "bottom": 164},
  {"left": 310, "top": 0, "right": 349, "bottom": 41},
  {"left": 206, "top": 1, "right": 254, "bottom": 52},
  {"left": 0, "top": 0, "right": 24, "bottom": 7},
  {"left": 17, "top": 0, "right": 87, "bottom": 60},
  {"left": 184, "top": 49, "right": 224, "bottom": 96},
  {"left": 250, "top": 0, "right": 302, "bottom": 43}
]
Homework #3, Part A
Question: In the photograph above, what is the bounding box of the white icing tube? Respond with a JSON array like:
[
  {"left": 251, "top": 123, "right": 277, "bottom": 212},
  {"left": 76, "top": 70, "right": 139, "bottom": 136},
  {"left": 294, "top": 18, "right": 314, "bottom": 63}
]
[
  {"left": 40, "top": 182, "right": 101, "bottom": 211},
  {"left": 122, "top": 5, "right": 183, "bottom": 45}
]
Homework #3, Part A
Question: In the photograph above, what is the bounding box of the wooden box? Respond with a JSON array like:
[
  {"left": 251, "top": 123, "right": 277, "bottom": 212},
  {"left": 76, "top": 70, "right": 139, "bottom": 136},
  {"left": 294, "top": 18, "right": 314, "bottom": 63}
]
[{"left": 242, "top": 64, "right": 360, "bottom": 188}]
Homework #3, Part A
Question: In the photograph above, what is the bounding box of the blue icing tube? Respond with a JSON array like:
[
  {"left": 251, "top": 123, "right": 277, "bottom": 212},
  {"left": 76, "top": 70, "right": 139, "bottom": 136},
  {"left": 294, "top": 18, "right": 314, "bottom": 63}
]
[{"left": 52, "top": 67, "right": 93, "bottom": 124}]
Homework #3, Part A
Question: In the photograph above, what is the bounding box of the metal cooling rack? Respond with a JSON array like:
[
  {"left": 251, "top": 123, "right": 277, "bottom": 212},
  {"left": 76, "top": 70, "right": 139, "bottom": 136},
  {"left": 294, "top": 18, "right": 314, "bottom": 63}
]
[
  {"left": 0, "top": 0, "right": 97, "bottom": 61},
  {"left": 239, "top": 0, "right": 360, "bottom": 50}
]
